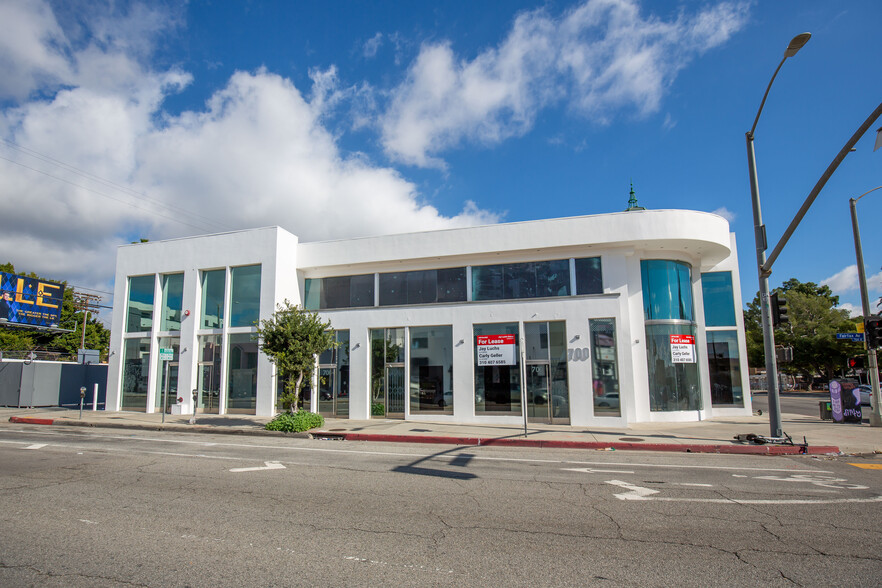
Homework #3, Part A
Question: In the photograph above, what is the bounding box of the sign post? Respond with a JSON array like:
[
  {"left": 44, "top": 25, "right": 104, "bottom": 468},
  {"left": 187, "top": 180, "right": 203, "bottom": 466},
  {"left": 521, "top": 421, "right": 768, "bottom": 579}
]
[{"left": 158, "top": 348, "right": 174, "bottom": 423}]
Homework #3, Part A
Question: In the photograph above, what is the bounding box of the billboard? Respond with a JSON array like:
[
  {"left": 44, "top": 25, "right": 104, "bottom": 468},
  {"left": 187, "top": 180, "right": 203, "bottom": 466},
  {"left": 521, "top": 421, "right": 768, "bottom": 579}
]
[{"left": 0, "top": 271, "right": 65, "bottom": 328}]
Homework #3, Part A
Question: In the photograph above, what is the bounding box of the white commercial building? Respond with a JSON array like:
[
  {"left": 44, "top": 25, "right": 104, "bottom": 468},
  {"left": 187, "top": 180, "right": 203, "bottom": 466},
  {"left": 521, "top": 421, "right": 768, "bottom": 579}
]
[{"left": 106, "top": 206, "right": 751, "bottom": 426}]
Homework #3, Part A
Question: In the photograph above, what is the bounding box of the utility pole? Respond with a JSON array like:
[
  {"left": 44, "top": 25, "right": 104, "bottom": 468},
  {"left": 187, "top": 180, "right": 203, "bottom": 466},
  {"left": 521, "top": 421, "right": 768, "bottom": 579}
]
[{"left": 72, "top": 292, "right": 102, "bottom": 357}]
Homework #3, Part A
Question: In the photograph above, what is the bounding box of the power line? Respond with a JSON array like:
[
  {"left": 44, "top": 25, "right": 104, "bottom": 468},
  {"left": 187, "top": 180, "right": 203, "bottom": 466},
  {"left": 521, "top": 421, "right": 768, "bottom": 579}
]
[{"left": 0, "top": 140, "right": 237, "bottom": 232}]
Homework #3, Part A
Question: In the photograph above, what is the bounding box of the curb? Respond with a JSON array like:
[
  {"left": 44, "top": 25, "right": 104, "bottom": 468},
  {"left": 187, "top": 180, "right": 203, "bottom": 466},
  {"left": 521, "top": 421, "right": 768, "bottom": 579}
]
[{"left": 7, "top": 417, "right": 841, "bottom": 455}]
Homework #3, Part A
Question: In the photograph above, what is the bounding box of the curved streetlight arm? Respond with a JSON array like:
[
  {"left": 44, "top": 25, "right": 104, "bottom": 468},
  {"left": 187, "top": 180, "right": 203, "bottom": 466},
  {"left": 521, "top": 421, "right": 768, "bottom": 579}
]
[
  {"left": 761, "top": 100, "right": 882, "bottom": 276},
  {"left": 749, "top": 56, "right": 787, "bottom": 138}
]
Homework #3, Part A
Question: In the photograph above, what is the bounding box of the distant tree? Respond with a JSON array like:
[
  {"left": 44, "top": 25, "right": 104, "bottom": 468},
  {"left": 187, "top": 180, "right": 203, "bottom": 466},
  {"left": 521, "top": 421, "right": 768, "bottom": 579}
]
[
  {"left": 255, "top": 301, "right": 336, "bottom": 413},
  {"left": 744, "top": 278, "right": 863, "bottom": 388}
]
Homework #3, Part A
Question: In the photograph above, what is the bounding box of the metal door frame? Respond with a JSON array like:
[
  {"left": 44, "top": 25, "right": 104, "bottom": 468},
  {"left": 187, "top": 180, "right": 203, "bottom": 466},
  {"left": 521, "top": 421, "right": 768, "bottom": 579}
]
[
  {"left": 197, "top": 362, "right": 220, "bottom": 414},
  {"left": 384, "top": 362, "right": 406, "bottom": 419}
]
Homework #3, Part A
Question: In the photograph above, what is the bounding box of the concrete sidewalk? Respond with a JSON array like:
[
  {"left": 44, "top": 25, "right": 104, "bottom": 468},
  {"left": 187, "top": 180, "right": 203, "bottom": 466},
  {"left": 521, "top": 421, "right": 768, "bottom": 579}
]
[{"left": 4, "top": 406, "right": 880, "bottom": 455}]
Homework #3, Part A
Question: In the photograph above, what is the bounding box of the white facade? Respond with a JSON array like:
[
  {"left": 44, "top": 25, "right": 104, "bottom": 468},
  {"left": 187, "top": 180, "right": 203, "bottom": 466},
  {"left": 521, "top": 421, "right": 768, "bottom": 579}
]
[{"left": 107, "top": 209, "right": 752, "bottom": 426}]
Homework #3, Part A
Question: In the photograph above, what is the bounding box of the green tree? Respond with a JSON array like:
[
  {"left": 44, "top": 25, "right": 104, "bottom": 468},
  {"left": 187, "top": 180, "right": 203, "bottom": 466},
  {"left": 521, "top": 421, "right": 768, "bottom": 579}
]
[
  {"left": 255, "top": 300, "right": 336, "bottom": 413},
  {"left": 743, "top": 278, "right": 862, "bottom": 388}
]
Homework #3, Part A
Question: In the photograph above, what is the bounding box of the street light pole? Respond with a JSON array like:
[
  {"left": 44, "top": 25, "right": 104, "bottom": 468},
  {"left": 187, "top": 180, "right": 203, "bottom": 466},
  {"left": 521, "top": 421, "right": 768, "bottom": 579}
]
[
  {"left": 746, "top": 32, "right": 811, "bottom": 439},
  {"left": 849, "top": 186, "right": 882, "bottom": 427}
]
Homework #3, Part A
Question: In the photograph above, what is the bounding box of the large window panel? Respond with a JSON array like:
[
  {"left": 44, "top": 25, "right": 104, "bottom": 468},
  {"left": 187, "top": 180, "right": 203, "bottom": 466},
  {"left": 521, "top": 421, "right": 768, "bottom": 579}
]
[
  {"left": 201, "top": 269, "right": 225, "bottom": 329},
  {"left": 641, "top": 260, "right": 694, "bottom": 321},
  {"left": 575, "top": 257, "right": 603, "bottom": 295},
  {"left": 645, "top": 324, "right": 702, "bottom": 411},
  {"left": 126, "top": 275, "right": 154, "bottom": 333},
  {"left": 707, "top": 330, "right": 744, "bottom": 407},
  {"left": 701, "top": 272, "right": 737, "bottom": 327},
  {"left": 160, "top": 273, "right": 184, "bottom": 331},
  {"left": 409, "top": 326, "right": 453, "bottom": 414},
  {"left": 472, "top": 260, "right": 570, "bottom": 301},
  {"left": 306, "top": 274, "right": 375, "bottom": 310},
  {"left": 227, "top": 333, "right": 258, "bottom": 413},
  {"left": 474, "top": 322, "right": 521, "bottom": 414},
  {"left": 590, "top": 318, "right": 621, "bottom": 416},
  {"left": 121, "top": 337, "right": 150, "bottom": 410},
  {"left": 229, "top": 265, "right": 261, "bottom": 327}
]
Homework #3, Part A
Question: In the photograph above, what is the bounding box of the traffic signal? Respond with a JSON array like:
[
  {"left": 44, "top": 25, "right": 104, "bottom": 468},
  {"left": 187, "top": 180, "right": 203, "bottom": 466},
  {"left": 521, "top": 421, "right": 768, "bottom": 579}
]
[
  {"left": 770, "top": 291, "right": 789, "bottom": 327},
  {"left": 866, "top": 316, "right": 882, "bottom": 349},
  {"left": 847, "top": 356, "right": 865, "bottom": 370}
]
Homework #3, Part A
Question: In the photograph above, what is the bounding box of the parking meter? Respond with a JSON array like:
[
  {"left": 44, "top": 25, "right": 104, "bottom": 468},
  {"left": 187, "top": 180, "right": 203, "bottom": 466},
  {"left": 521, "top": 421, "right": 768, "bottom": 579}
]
[
  {"left": 190, "top": 388, "right": 198, "bottom": 425},
  {"left": 79, "top": 386, "right": 86, "bottom": 419}
]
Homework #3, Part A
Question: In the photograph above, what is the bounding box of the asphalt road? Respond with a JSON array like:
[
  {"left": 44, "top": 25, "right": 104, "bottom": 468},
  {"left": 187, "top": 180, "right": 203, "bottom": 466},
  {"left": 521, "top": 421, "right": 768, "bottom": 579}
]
[
  {"left": 752, "top": 392, "right": 832, "bottom": 417},
  {"left": 0, "top": 424, "right": 880, "bottom": 587}
]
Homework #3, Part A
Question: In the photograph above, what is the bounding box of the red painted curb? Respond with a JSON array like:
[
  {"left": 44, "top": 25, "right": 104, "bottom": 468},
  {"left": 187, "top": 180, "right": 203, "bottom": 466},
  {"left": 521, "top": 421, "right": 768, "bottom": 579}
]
[
  {"left": 9, "top": 416, "right": 55, "bottom": 425},
  {"left": 331, "top": 432, "right": 839, "bottom": 455}
]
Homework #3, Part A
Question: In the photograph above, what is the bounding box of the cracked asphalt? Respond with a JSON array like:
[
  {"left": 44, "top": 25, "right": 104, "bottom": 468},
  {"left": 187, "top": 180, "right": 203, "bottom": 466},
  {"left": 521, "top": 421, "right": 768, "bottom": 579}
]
[{"left": 0, "top": 424, "right": 880, "bottom": 587}]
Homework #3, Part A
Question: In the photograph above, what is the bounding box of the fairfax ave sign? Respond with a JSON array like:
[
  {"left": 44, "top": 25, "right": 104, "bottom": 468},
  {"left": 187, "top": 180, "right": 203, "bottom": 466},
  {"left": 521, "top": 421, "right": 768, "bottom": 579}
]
[
  {"left": 670, "top": 335, "right": 696, "bottom": 363},
  {"left": 477, "top": 335, "right": 517, "bottom": 366}
]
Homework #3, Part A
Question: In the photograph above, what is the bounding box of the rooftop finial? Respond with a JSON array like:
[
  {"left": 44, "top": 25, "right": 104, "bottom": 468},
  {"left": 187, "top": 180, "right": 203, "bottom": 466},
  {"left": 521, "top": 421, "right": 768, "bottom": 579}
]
[{"left": 626, "top": 180, "right": 645, "bottom": 211}]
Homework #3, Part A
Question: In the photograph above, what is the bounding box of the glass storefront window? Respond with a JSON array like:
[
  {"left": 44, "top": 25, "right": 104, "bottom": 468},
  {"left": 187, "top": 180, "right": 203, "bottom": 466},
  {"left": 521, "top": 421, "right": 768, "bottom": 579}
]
[
  {"left": 575, "top": 257, "right": 603, "bottom": 295},
  {"left": 590, "top": 319, "right": 620, "bottom": 416},
  {"left": 317, "top": 330, "right": 350, "bottom": 418},
  {"left": 155, "top": 337, "right": 180, "bottom": 412},
  {"left": 121, "top": 337, "right": 150, "bottom": 410},
  {"left": 472, "top": 260, "right": 570, "bottom": 301},
  {"left": 641, "top": 260, "right": 701, "bottom": 412},
  {"left": 201, "top": 269, "right": 225, "bottom": 329},
  {"left": 474, "top": 322, "right": 521, "bottom": 414},
  {"left": 524, "top": 321, "right": 569, "bottom": 422},
  {"left": 707, "top": 330, "right": 744, "bottom": 406},
  {"left": 379, "top": 268, "right": 467, "bottom": 306},
  {"left": 645, "top": 324, "right": 702, "bottom": 411},
  {"left": 229, "top": 265, "right": 261, "bottom": 327},
  {"left": 197, "top": 335, "right": 222, "bottom": 414},
  {"left": 701, "top": 272, "right": 737, "bottom": 327},
  {"left": 126, "top": 275, "right": 154, "bottom": 333},
  {"left": 227, "top": 333, "right": 258, "bottom": 413},
  {"left": 160, "top": 274, "right": 184, "bottom": 332},
  {"left": 641, "top": 260, "right": 694, "bottom": 321},
  {"left": 370, "top": 328, "right": 405, "bottom": 417},
  {"left": 409, "top": 326, "right": 453, "bottom": 414},
  {"left": 304, "top": 274, "right": 375, "bottom": 310}
]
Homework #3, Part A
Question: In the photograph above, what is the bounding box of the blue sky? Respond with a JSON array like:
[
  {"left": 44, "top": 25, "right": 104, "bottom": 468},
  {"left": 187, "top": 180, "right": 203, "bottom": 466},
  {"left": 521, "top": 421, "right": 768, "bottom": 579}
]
[{"left": 0, "top": 0, "right": 880, "bottom": 325}]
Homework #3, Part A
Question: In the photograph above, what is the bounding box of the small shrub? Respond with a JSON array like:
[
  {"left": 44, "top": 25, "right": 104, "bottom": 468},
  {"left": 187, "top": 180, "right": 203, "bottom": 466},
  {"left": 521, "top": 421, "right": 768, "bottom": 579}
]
[
  {"left": 265, "top": 409, "right": 325, "bottom": 433},
  {"left": 371, "top": 402, "right": 385, "bottom": 416}
]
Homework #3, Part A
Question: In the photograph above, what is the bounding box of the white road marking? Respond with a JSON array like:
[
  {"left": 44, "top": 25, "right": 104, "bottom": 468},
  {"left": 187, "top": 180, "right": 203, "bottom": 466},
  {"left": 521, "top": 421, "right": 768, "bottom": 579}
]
[
  {"left": 605, "top": 480, "right": 882, "bottom": 505},
  {"left": 24, "top": 443, "right": 47, "bottom": 450},
  {"left": 0, "top": 428, "right": 836, "bottom": 474},
  {"left": 229, "top": 461, "right": 285, "bottom": 473},
  {"left": 676, "top": 483, "right": 713, "bottom": 487},
  {"left": 563, "top": 467, "right": 635, "bottom": 474},
  {"left": 78, "top": 519, "right": 98, "bottom": 524},
  {"left": 752, "top": 474, "right": 868, "bottom": 490}
]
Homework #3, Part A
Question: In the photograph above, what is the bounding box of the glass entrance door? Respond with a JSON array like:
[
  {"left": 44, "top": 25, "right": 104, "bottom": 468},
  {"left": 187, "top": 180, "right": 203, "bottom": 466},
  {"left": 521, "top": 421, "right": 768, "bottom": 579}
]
[
  {"left": 385, "top": 365, "right": 405, "bottom": 419},
  {"left": 157, "top": 362, "right": 179, "bottom": 414},
  {"left": 197, "top": 363, "right": 220, "bottom": 414},
  {"left": 526, "top": 363, "right": 550, "bottom": 423},
  {"left": 317, "top": 366, "right": 335, "bottom": 415}
]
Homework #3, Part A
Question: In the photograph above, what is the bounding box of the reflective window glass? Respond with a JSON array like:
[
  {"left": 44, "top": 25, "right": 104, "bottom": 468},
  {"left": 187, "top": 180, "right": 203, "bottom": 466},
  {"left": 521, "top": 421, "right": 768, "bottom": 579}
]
[
  {"left": 201, "top": 270, "right": 225, "bottom": 329},
  {"left": 646, "top": 324, "right": 702, "bottom": 411},
  {"left": 303, "top": 278, "right": 320, "bottom": 311},
  {"left": 160, "top": 274, "right": 184, "bottom": 331},
  {"left": 349, "top": 274, "right": 374, "bottom": 307},
  {"left": 307, "top": 274, "right": 375, "bottom": 309},
  {"left": 701, "top": 272, "right": 737, "bottom": 327},
  {"left": 121, "top": 337, "right": 150, "bottom": 410},
  {"left": 590, "top": 319, "right": 620, "bottom": 416},
  {"left": 409, "top": 325, "right": 453, "bottom": 414},
  {"left": 472, "top": 260, "right": 570, "bottom": 301},
  {"left": 379, "top": 268, "right": 467, "bottom": 306},
  {"left": 641, "top": 260, "right": 694, "bottom": 321},
  {"left": 197, "top": 335, "right": 222, "bottom": 414},
  {"left": 437, "top": 268, "right": 467, "bottom": 302},
  {"left": 575, "top": 257, "right": 603, "bottom": 295},
  {"left": 707, "top": 330, "right": 744, "bottom": 406},
  {"left": 227, "top": 333, "right": 258, "bottom": 413},
  {"left": 155, "top": 337, "right": 180, "bottom": 412},
  {"left": 126, "top": 275, "right": 154, "bottom": 333},
  {"left": 229, "top": 265, "right": 261, "bottom": 327},
  {"left": 474, "top": 322, "right": 521, "bottom": 414}
]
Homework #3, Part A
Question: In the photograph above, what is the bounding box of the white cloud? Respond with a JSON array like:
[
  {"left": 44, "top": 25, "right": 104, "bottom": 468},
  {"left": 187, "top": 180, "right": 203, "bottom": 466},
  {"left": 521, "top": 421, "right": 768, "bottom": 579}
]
[
  {"left": 711, "top": 207, "right": 735, "bottom": 223},
  {"left": 836, "top": 302, "right": 862, "bottom": 319},
  {"left": 0, "top": 1, "right": 497, "bottom": 299},
  {"left": 380, "top": 0, "right": 750, "bottom": 167},
  {"left": 821, "top": 265, "right": 859, "bottom": 294},
  {"left": 363, "top": 32, "right": 383, "bottom": 58}
]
